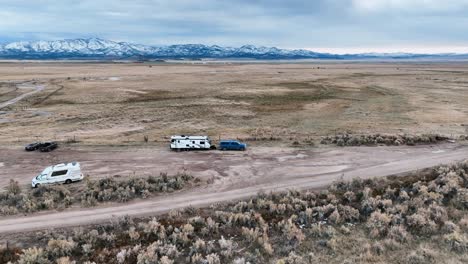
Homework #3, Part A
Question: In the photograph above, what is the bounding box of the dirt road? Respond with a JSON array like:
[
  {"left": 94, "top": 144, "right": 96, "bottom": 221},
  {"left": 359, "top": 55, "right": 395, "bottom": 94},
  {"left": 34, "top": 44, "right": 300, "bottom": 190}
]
[
  {"left": 0, "top": 82, "right": 44, "bottom": 110},
  {"left": 0, "top": 143, "right": 466, "bottom": 233}
]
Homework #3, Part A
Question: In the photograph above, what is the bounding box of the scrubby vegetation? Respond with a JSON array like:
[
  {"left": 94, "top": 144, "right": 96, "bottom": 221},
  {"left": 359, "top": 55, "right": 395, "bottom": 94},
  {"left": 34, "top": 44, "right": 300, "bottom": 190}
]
[
  {"left": 2, "top": 161, "right": 467, "bottom": 263},
  {"left": 321, "top": 133, "right": 450, "bottom": 146},
  {"left": 0, "top": 172, "right": 194, "bottom": 215},
  {"left": 80, "top": 172, "right": 194, "bottom": 207},
  {"left": 243, "top": 127, "right": 284, "bottom": 142}
]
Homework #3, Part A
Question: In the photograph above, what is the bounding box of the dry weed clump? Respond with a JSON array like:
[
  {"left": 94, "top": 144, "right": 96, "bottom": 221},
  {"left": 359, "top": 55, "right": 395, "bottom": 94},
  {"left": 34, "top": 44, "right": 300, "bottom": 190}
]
[
  {"left": 16, "top": 247, "right": 49, "bottom": 264},
  {"left": 244, "top": 127, "right": 286, "bottom": 141},
  {"left": 81, "top": 172, "right": 193, "bottom": 206},
  {"left": 320, "top": 133, "right": 449, "bottom": 146},
  {"left": 3, "top": 161, "right": 468, "bottom": 263},
  {"left": 0, "top": 172, "right": 194, "bottom": 215},
  {"left": 0, "top": 181, "right": 72, "bottom": 215},
  {"left": 406, "top": 247, "right": 436, "bottom": 264}
]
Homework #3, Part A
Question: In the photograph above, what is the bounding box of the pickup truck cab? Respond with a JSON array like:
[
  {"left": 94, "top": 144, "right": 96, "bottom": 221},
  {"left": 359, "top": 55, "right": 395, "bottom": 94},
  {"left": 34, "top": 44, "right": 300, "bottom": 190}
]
[
  {"left": 219, "top": 140, "right": 247, "bottom": 151},
  {"left": 32, "top": 162, "right": 83, "bottom": 188}
]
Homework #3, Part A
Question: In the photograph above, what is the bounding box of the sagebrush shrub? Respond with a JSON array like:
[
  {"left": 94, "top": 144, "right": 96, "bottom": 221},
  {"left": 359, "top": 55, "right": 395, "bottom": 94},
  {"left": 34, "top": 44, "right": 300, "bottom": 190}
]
[
  {"left": 406, "top": 247, "right": 436, "bottom": 264},
  {"left": 367, "top": 211, "right": 392, "bottom": 238},
  {"left": 7, "top": 179, "right": 21, "bottom": 195},
  {"left": 1, "top": 172, "right": 194, "bottom": 215},
  {"left": 16, "top": 247, "right": 48, "bottom": 264},
  {"left": 444, "top": 231, "right": 468, "bottom": 253},
  {"left": 321, "top": 133, "right": 449, "bottom": 147},
  {"left": 56, "top": 256, "right": 76, "bottom": 264},
  {"left": 47, "top": 239, "right": 76, "bottom": 258}
]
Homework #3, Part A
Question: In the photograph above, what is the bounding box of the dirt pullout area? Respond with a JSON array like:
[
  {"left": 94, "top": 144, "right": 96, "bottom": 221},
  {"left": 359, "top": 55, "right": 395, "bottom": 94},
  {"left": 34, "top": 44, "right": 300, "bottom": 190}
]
[{"left": 0, "top": 144, "right": 467, "bottom": 233}]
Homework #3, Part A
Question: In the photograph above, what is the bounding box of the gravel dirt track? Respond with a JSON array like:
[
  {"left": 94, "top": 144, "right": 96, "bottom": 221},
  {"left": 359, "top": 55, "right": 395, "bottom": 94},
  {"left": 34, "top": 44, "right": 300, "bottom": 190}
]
[
  {"left": 0, "top": 82, "right": 44, "bottom": 110},
  {"left": 0, "top": 143, "right": 466, "bottom": 234}
]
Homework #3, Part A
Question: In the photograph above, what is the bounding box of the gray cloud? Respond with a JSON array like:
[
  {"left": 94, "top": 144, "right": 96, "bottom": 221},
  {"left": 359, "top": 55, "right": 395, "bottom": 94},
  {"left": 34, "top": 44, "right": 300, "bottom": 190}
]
[{"left": 0, "top": 0, "right": 467, "bottom": 52}]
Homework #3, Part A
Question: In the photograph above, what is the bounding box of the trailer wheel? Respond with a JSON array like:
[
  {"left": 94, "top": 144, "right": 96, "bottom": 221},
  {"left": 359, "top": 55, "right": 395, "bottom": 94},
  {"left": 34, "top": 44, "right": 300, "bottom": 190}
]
[
  {"left": 35, "top": 183, "right": 40, "bottom": 188},
  {"left": 65, "top": 179, "right": 72, "bottom": 184}
]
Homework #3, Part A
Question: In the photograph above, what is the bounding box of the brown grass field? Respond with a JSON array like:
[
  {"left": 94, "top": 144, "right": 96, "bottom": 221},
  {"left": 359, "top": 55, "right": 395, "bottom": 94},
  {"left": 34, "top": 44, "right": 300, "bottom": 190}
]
[
  {"left": 1, "top": 61, "right": 467, "bottom": 145},
  {"left": 1, "top": 61, "right": 468, "bottom": 263}
]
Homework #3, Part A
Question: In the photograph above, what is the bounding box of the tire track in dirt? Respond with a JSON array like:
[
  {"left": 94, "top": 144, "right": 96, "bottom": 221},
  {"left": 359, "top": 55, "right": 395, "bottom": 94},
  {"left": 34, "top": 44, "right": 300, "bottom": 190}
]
[
  {"left": 0, "top": 82, "right": 45, "bottom": 110},
  {"left": 32, "top": 84, "right": 64, "bottom": 105}
]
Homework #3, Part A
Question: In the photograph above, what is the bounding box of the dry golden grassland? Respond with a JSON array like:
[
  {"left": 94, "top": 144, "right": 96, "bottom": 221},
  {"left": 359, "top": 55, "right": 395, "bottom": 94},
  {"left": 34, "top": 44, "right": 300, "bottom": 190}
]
[{"left": 0, "top": 62, "right": 467, "bottom": 145}]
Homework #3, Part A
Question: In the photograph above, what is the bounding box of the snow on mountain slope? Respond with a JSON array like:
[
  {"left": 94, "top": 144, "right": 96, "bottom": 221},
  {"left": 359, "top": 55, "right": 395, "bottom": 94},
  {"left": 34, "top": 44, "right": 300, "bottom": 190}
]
[
  {"left": 0, "top": 38, "right": 464, "bottom": 60},
  {"left": 0, "top": 38, "right": 335, "bottom": 59}
]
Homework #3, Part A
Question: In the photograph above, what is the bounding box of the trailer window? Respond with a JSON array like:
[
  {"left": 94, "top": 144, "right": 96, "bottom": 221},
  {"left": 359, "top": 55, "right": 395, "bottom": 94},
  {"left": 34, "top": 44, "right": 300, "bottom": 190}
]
[
  {"left": 192, "top": 141, "right": 195, "bottom": 144},
  {"left": 200, "top": 141, "right": 205, "bottom": 144},
  {"left": 51, "top": 170, "right": 68, "bottom": 177}
]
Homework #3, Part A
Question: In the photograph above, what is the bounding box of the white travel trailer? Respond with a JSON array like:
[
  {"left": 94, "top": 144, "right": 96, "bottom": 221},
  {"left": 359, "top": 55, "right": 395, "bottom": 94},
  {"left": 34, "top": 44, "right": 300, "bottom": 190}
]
[
  {"left": 170, "top": 135, "right": 216, "bottom": 150},
  {"left": 31, "top": 162, "right": 84, "bottom": 188}
]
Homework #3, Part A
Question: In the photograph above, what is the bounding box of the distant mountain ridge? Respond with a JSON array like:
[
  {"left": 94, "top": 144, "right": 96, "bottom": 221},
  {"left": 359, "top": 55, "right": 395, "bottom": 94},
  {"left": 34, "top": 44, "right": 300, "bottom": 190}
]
[
  {"left": 0, "top": 38, "right": 466, "bottom": 60},
  {"left": 0, "top": 38, "right": 336, "bottom": 59}
]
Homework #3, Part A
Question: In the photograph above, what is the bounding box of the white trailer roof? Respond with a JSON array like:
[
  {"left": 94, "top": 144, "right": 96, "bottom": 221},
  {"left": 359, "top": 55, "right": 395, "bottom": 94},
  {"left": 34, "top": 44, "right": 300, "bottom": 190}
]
[
  {"left": 47, "top": 162, "right": 79, "bottom": 171},
  {"left": 171, "top": 135, "right": 209, "bottom": 140}
]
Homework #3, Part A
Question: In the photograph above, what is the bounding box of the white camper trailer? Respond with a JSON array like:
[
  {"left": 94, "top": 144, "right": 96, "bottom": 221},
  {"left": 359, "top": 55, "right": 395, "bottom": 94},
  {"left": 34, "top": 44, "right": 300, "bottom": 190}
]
[
  {"left": 32, "top": 162, "right": 84, "bottom": 188},
  {"left": 170, "top": 135, "right": 216, "bottom": 150}
]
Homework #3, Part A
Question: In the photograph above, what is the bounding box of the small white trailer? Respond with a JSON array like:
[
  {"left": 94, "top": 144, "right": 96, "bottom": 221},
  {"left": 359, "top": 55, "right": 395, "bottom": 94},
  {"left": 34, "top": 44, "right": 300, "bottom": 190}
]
[{"left": 170, "top": 135, "right": 216, "bottom": 150}]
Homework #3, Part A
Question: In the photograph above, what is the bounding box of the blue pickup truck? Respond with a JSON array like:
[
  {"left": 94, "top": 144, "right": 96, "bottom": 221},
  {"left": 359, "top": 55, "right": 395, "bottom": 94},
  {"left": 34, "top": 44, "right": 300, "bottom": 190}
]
[{"left": 219, "top": 140, "right": 247, "bottom": 151}]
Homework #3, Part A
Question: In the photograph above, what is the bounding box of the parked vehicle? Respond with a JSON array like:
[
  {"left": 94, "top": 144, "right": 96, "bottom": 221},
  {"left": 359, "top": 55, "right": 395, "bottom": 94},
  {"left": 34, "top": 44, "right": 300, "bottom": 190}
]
[
  {"left": 32, "top": 162, "right": 83, "bottom": 188},
  {"left": 25, "top": 142, "right": 43, "bottom": 151},
  {"left": 170, "top": 135, "right": 216, "bottom": 150},
  {"left": 25, "top": 141, "right": 58, "bottom": 152},
  {"left": 39, "top": 141, "right": 58, "bottom": 152},
  {"left": 219, "top": 140, "right": 247, "bottom": 151}
]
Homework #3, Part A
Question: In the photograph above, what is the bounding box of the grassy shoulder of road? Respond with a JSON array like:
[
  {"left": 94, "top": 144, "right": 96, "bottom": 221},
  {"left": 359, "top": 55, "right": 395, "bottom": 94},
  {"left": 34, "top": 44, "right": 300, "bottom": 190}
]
[
  {"left": 0, "top": 172, "right": 198, "bottom": 216},
  {"left": 1, "top": 160, "right": 467, "bottom": 263}
]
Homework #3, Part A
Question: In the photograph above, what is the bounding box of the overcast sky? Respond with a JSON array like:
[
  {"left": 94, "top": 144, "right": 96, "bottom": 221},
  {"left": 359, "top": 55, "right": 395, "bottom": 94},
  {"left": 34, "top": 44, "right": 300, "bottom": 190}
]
[{"left": 1, "top": 0, "right": 468, "bottom": 53}]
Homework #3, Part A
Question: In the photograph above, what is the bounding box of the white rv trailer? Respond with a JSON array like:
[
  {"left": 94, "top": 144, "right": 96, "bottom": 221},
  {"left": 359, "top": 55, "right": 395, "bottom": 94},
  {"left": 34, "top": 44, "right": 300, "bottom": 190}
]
[
  {"left": 170, "top": 135, "right": 216, "bottom": 150},
  {"left": 31, "top": 162, "right": 84, "bottom": 188}
]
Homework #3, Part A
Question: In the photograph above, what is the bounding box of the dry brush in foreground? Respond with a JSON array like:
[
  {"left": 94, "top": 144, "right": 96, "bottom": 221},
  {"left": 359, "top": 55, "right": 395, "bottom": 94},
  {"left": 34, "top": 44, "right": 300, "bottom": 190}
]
[
  {"left": 0, "top": 172, "right": 194, "bottom": 216},
  {"left": 1, "top": 161, "right": 467, "bottom": 263},
  {"left": 320, "top": 133, "right": 450, "bottom": 147}
]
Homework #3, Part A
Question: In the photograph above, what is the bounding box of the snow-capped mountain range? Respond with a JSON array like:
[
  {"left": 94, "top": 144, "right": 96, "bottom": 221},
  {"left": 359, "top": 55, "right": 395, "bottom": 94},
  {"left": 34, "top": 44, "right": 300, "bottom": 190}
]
[
  {"left": 0, "top": 38, "right": 334, "bottom": 59},
  {"left": 0, "top": 38, "right": 466, "bottom": 60}
]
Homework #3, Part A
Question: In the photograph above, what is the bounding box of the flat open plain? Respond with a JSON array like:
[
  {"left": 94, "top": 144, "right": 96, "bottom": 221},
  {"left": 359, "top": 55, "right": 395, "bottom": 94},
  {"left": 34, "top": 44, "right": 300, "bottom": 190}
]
[
  {"left": 0, "top": 61, "right": 467, "bottom": 234},
  {"left": 1, "top": 62, "right": 467, "bottom": 145}
]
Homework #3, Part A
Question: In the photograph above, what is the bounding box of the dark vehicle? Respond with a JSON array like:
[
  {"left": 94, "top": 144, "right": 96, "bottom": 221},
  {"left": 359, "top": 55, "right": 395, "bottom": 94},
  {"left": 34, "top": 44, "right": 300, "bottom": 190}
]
[
  {"left": 39, "top": 142, "right": 58, "bottom": 152},
  {"left": 25, "top": 142, "right": 44, "bottom": 151},
  {"left": 219, "top": 140, "right": 247, "bottom": 151}
]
